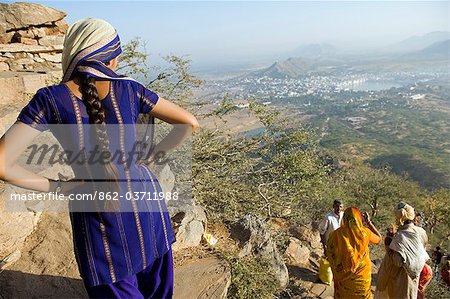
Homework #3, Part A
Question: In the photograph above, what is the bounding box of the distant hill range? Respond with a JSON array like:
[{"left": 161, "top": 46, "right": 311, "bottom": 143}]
[
  {"left": 387, "top": 31, "right": 450, "bottom": 52},
  {"left": 405, "top": 39, "right": 450, "bottom": 60},
  {"left": 250, "top": 32, "right": 450, "bottom": 79}
]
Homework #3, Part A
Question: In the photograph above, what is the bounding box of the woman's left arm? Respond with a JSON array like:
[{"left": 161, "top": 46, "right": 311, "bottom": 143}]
[
  {"left": 0, "top": 121, "right": 52, "bottom": 192},
  {"left": 144, "top": 97, "right": 199, "bottom": 163}
]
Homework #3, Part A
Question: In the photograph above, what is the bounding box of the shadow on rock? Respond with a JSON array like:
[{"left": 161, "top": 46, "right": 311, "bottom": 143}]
[
  {"left": 287, "top": 265, "right": 319, "bottom": 283},
  {"left": 0, "top": 270, "right": 87, "bottom": 299}
]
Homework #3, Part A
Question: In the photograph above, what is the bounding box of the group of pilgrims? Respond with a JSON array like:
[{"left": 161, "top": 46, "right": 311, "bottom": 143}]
[{"left": 318, "top": 199, "right": 449, "bottom": 299}]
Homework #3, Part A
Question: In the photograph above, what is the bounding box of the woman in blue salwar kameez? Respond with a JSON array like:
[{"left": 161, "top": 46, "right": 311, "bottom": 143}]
[{"left": 0, "top": 18, "right": 199, "bottom": 298}]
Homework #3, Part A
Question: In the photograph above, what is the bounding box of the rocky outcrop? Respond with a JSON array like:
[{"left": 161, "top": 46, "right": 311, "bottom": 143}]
[
  {"left": 171, "top": 205, "right": 207, "bottom": 251},
  {"left": 155, "top": 163, "right": 207, "bottom": 251},
  {"left": 0, "top": 70, "right": 62, "bottom": 105},
  {"left": 0, "top": 2, "right": 67, "bottom": 72},
  {"left": 230, "top": 214, "right": 289, "bottom": 288},
  {"left": 0, "top": 3, "right": 66, "bottom": 31},
  {"left": 285, "top": 237, "right": 311, "bottom": 266},
  {"left": 288, "top": 224, "right": 323, "bottom": 252}
]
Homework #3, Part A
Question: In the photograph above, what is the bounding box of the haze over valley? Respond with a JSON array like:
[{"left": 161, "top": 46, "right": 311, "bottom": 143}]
[{"left": 195, "top": 31, "right": 450, "bottom": 191}]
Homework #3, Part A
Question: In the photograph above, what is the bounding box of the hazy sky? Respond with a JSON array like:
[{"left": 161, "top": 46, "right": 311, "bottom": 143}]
[{"left": 12, "top": 1, "right": 450, "bottom": 69}]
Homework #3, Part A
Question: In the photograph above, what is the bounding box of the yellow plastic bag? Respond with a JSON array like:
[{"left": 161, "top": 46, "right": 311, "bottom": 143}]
[
  {"left": 319, "top": 257, "right": 333, "bottom": 285},
  {"left": 202, "top": 232, "right": 218, "bottom": 246}
]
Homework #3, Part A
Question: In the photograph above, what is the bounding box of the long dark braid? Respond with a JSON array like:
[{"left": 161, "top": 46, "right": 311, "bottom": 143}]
[{"left": 79, "top": 73, "right": 120, "bottom": 210}]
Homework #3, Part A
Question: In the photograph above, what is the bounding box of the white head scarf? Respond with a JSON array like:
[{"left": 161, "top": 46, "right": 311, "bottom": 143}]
[{"left": 61, "top": 18, "right": 123, "bottom": 82}]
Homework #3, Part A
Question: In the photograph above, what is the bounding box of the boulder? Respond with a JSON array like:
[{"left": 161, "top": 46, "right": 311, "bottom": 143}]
[
  {"left": 148, "top": 163, "right": 206, "bottom": 251},
  {"left": 0, "top": 213, "right": 87, "bottom": 299},
  {"left": 12, "top": 57, "right": 35, "bottom": 66},
  {"left": 12, "top": 52, "right": 28, "bottom": 59},
  {"left": 320, "top": 285, "right": 334, "bottom": 299},
  {"left": 174, "top": 256, "right": 231, "bottom": 299},
  {"left": 230, "top": 214, "right": 289, "bottom": 287},
  {"left": 0, "top": 249, "right": 21, "bottom": 271},
  {"left": 289, "top": 224, "right": 322, "bottom": 251},
  {"left": 310, "top": 284, "right": 327, "bottom": 297},
  {"left": 285, "top": 237, "right": 311, "bottom": 265},
  {"left": 43, "top": 24, "right": 67, "bottom": 36},
  {"left": 33, "top": 56, "right": 45, "bottom": 63},
  {"left": 0, "top": 111, "right": 22, "bottom": 135},
  {"left": 8, "top": 63, "right": 23, "bottom": 71},
  {"left": 0, "top": 131, "right": 73, "bottom": 258},
  {"left": 0, "top": 2, "right": 66, "bottom": 31},
  {"left": 156, "top": 164, "right": 175, "bottom": 195},
  {"left": 170, "top": 205, "right": 207, "bottom": 251},
  {"left": 309, "top": 282, "right": 334, "bottom": 298}
]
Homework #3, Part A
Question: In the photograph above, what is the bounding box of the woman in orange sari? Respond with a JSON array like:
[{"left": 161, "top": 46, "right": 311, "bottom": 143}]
[{"left": 327, "top": 207, "right": 382, "bottom": 298}]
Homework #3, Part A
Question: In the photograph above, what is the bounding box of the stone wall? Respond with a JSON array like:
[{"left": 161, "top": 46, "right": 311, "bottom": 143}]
[{"left": 0, "top": 2, "right": 67, "bottom": 72}]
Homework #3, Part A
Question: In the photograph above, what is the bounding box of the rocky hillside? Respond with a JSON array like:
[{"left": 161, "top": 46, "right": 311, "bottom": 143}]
[
  {"left": 254, "top": 57, "right": 317, "bottom": 79},
  {"left": 0, "top": 2, "right": 67, "bottom": 72},
  {"left": 0, "top": 2, "right": 64, "bottom": 117}
]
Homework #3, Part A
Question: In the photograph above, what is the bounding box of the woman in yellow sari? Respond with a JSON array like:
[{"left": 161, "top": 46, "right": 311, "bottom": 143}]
[{"left": 326, "top": 207, "right": 382, "bottom": 298}]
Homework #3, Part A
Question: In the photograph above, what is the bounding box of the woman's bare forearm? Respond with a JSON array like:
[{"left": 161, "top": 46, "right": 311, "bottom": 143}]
[
  {"left": 0, "top": 121, "right": 50, "bottom": 191},
  {"left": 147, "top": 125, "right": 192, "bottom": 162},
  {"left": 367, "top": 220, "right": 382, "bottom": 239},
  {"left": 3, "top": 163, "right": 50, "bottom": 192}
]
